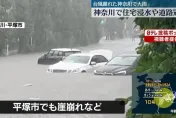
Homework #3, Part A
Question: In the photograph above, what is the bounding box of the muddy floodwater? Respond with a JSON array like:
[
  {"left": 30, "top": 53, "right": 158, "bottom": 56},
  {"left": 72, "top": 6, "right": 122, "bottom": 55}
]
[{"left": 0, "top": 39, "right": 138, "bottom": 118}]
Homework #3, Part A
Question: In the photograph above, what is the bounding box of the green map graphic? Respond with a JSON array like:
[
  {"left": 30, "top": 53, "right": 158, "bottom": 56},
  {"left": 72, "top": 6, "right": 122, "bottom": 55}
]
[
  {"left": 154, "top": 88, "right": 174, "bottom": 108},
  {"left": 132, "top": 73, "right": 176, "bottom": 114}
]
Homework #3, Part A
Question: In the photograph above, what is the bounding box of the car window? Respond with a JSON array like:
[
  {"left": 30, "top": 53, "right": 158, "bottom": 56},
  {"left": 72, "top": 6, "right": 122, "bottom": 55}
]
[
  {"left": 64, "top": 52, "right": 74, "bottom": 56},
  {"left": 52, "top": 51, "right": 63, "bottom": 56},
  {"left": 52, "top": 51, "right": 59, "bottom": 56},
  {"left": 63, "top": 55, "right": 90, "bottom": 64},
  {"left": 107, "top": 56, "right": 137, "bottom": 66},
  {"left": 96, "top": 55, "right": 108, "bottom": 63},
  {"left": 73, "top": 51, "right": 81, "bottom": 54},
  {"left": 91, "top": 56, "right": 98, "bottom": 63},
  {"left": 58, "top": 51, "right": 63, "bottom": 56},
  {"left": 47, "top": 50, "right": 54, "bottom": 56}
]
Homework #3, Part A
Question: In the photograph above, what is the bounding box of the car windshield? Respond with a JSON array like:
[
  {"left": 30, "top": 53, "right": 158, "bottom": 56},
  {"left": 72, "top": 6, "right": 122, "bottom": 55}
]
[
  {"left": 106, "top": 56, "right": 137, "bottom": 66},
  {"left": 62, "top": 55, "right": 90, "bottom": 64},
  {"left": 47, "top": 50, "right": 63, "bottom": 56}
]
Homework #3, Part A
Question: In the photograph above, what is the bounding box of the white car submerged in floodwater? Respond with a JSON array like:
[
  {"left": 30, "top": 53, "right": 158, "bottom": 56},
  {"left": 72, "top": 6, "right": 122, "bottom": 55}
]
[{"left": 47, "top": 49, "right": 113, "bottom": 73}]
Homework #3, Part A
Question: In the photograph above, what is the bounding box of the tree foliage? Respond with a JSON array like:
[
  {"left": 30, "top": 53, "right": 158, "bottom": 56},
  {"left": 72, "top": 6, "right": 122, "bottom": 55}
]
[
  {"left": 0, "top": 0, "right": 135, "bottom": 55},
  {"left": 101, "top": 18, "right": 134, "bottom": 40},
  {"left": 135, "top": 18, "right": 176, "bottom": 73},
  {"left": 0, "top": 0, "right": 103, "bottom": 54},
  {"left": 104, "top": 18, "right": 124, "bottom": 40}
]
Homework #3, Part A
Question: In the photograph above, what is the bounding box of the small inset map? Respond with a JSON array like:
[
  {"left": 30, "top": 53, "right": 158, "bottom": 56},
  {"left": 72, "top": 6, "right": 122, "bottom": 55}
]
[{"left": 132, "top": 73, "right": 176, "bottom": 114}]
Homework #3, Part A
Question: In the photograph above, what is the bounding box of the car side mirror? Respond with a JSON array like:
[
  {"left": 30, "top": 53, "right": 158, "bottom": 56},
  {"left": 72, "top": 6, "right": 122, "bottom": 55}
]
[{"left": 90, "top": 61, "right": 96, "bottom": 65}]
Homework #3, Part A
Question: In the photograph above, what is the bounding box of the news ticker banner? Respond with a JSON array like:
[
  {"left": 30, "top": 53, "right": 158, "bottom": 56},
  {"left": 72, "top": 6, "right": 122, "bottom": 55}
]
[
  {"left": 0, "top": 101, "right": 125, "bottom": 114},
  {"left": 91, "top": 0, "right": 176, "bottom": 17},
  {"left": 91, "top": 0, "right": 176, "bottom": 8},
  {"left": 0, "top": 22, "right": 25, "bottom": 28},
  {"left": 144, "top": 29, "right": 176, "bottom": 42}
]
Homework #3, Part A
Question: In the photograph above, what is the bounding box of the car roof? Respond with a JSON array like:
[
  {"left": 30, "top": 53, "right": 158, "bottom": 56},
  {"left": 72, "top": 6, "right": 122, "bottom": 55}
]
[
  {"left": 67, "top": 49, "right": 113, "bottom": 60},
  {"left": 69, "top": 53, "right": 95, "bottom": 57},
  {"left": 51, "top": 48, "right": 81, "bottom": 52},
  {"left": 117, "top": 53, "right": 140, "bottom": 57}
]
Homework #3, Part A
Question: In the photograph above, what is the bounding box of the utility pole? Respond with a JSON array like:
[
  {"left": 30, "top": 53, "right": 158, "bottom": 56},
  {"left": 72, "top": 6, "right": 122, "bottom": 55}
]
[
  {"left": 70, "top": 35, "right": 73, "bottom": 50},
  {"left": 30, "top": 36, "right": 33, "bottom": 46},
  {"left": 123, "top": 19, "right": 127, "bottom": 39},
  {"left": 5, "top": 39, "right": 9, "bottom": 56}
]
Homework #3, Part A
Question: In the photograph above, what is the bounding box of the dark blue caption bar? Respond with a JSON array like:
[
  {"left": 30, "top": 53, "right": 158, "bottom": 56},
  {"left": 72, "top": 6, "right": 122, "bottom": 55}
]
[{"left": 0, "top": 101, "right": 125, "bottom": 114}]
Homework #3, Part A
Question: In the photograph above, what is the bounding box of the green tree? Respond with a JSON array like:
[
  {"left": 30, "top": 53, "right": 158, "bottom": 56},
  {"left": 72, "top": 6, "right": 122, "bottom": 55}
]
[
  {"left": 104, "top": 18, "right": 124, "bottom": 40},
  {"left": 135, "top": 18, "right": 176, "bottom": 73},
  {"left": 14, "top": 0, "right": 34, "bottom": 53},
  {"left": 103, "top": 18, "right": 134, "bottom": 40},
  {"left": 0, "top": 0, "right": 15, "bottom": 55},
  {"left": 0, "top": 0, "right": 103, "bottom": 55}
]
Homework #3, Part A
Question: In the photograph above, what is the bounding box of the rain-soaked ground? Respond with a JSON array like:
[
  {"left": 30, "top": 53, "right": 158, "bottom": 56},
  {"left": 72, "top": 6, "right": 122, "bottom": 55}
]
[{"left": 0, "top": 38, "right": 139, "bottom": 118}]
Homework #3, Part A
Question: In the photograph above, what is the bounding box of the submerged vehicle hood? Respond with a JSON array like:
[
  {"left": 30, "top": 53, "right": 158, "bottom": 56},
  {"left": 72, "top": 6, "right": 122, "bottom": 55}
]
[
  {"left": 95, "top": 65, "right": 130, "bottom": 73},
  {"left": 48, "top": 61, "right": 87, "bottom": 70}
]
